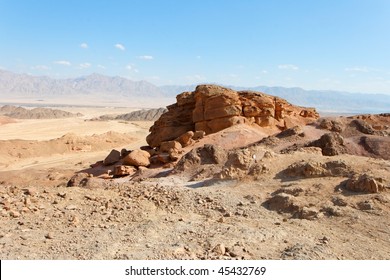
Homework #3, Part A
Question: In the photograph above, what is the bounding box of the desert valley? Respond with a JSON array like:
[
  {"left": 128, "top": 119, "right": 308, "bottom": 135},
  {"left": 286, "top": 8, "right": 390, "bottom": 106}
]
[{"left": 0, "top": 83, "right": 389, "bottom": 260}]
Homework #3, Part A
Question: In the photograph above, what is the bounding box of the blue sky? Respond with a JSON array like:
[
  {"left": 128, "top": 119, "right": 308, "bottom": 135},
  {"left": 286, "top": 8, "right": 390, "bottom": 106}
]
[{"left": 1, "top": 0, "right": 390, "bottom": 93}]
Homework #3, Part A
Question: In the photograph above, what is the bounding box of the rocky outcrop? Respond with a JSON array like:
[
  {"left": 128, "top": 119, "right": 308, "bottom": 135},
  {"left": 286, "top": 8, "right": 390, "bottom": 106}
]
[
  {"left": 307, "top": 132, "right": 346, "bottom": 156},
  {"left": 345, "top": 174, "right": 386, "bottom": 193},
  {"left": 146, "top": 85, "right": 319, "bottom": 147},
  {"left": 283, "top": 160, "right": 351, "bottom": 178}
]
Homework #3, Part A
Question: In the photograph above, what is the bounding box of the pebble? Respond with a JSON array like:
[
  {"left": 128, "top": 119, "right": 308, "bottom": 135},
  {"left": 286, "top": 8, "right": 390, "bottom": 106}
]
[
  {"left": 24, "top": 197, "right": 31, "bottom": 206},
  {"left": 65, "top": 205, "right": 78, "bottom": 210},
  {"left": 24, "top": 188, "right": 37, "bottom": 196},
  {"left": 57, "top": 192, "right": 67, "bottom": 198},
  {"left": 224, "top": 212, "right": 232, "bottom": 217},
  {"left": 212, "top": 244, "right": 226, "bottom": 255},
  {"left": 45, "top": 232, "right": 54, "bottom": 239},
  {"left": 10, "top": 210, "right": 21, "bottom": 218}
]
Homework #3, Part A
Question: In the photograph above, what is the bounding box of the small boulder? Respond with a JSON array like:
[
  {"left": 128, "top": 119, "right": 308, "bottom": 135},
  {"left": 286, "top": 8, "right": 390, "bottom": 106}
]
[
  {"left": 345, "top": 174, "right": 386, "bottom": 193},
  {"left": 175, "top": 131, "right": 195, "bottom": 147},
  {"left": 160, "top": 141, "right": 182, "bottom": 153},
  {"left": 103, "top": 149, "right": 121, "bottom": 165},
  {"left": 123, "top": 149, "right": 151, "bottom": 167},
  {"left": 192, "top": 130, "right": 206, "bottom": 140},
  {"left": 307, "top": 132, "right": 346, "bottom": 156},
  {"left": 67, "top": 173, "right": 89, "bottom": 187}
]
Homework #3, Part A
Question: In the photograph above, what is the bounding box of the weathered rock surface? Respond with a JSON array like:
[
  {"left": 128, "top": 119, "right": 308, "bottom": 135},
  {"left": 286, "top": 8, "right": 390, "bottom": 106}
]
[
  {"left": 112, "top": 165, "right": 136, "bottom": 177},
  {"left": 123, "top": 149, "right": 151, "bottom": 167},
  {"left": 103, "top": 149, "right": 121, "bottom": 166},
  {"left": 307, "top": 133, "right": 346, "bottom": 156},
  {"left": 283, "top": 160, "right": 351, "bottom": 178},
  {"left": 147, "top": 85, "right": 319, "bottom": 147},
  {"left": 174, "top": 144, "right": 227, "bottom": 172},
  {"left": 345, "top": 174, "right": 386, "bottom": 193}
]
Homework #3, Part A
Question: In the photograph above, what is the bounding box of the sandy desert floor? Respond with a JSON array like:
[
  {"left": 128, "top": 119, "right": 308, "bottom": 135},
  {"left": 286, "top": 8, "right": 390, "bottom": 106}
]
[{"left": 0, "top": 106, "right": 390, "bottom": 260}]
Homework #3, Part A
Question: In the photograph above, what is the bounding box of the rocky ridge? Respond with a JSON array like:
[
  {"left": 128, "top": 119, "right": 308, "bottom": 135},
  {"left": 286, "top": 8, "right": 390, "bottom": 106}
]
[{"left": 0, "top": 105, "right": 83, "bottom": 119}]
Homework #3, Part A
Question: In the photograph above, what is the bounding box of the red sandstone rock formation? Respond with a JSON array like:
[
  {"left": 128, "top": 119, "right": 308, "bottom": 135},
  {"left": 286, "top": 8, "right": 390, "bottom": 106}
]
[{"left": 146, "top": 84, "right": 319, "bottom": 147}]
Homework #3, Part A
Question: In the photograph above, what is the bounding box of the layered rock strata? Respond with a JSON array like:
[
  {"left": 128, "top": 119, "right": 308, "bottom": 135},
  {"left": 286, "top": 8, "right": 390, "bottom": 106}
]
[{"left": 147, "top": 84, "right": 319, "bottom": 147}]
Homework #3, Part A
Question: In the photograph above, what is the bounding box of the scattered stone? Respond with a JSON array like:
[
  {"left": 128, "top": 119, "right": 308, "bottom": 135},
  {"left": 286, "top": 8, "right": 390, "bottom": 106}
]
[
  {"left": 67, "top": 172, "right": 89, "bottom": 187},
  {"left": 9, "top": 210, "right": 21, "bottom": 218},
  {"left": 103, "top": 149, "right": 121, "bottom": 165},
  {"left": 45, "top": 232, "right": 54, "bottom": 239},
  {"left": 65, "top": 205, "right": 78, "bottom": 210},
  {"left": 332, "top": 196, "right": 348, "bottom": 207},
  {"left": 192, "top": 130, "right": 205, "bottom": 140},
  {"left": 175, "top": 131, "right": 195, "bottom": 147},
  {"left": 212, "top": 244, "right": 226, "bottom": 255},
  {"left": 299, "top": 207, "right": 321, "bottom": 220},
  {"left": 264, "top": 193, "right": 301, "bottom": 214},
  {"left": 123, "top": 149, "right": 151, "bottom": 167},
  {"left": 357, "top": 200, "right": 375, "bottom": 211},
  {"left": 22, "top": 187, "right": 37, "bottom": 196},
  {"left": 113, "top": 165, "right": 136, "bottom": 177},
  {"left": 160, "top": 140, "right": 182, "bottom": 153},
  {"left": 57, "top": 192, "right": 67, "bottom": 198},
  {"left": 276, "top": 126, "right": 303, "bottom": 138}
]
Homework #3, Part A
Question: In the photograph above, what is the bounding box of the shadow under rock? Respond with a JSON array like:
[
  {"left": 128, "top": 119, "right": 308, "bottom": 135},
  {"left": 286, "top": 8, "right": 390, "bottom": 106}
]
[{"left": 184, "top": 178, "right": 238, "bottom": 189}]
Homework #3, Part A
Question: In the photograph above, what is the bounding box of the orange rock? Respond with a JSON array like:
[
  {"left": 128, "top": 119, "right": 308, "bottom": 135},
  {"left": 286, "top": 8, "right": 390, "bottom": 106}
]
[
  {"left": 123, "top": 149, "right": 151, "bottom": 167},
  {"left": 146, "top": 84, "right": 319, "bottom": 147}
]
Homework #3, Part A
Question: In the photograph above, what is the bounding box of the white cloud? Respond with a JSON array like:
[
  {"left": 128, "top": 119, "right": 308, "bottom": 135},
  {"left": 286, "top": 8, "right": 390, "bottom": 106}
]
[
  {"left": 138, "top": 55, "right": 154, "bottom": 60},
  {"left": 115, "top": 43, "right": 125, "bottom": 51},
  {"left": 31, "top": 65, "right": 50, "bottom": 70},
  {"left": 80, "top": 43, "right": 88, "bottom": 49},
  {"left": 97, "top": 64, "right": 106, "bottom": 69},
  {"left": 79, "top": 63, "right": 91, "bottom": 69},
  {"left": 53, "top": 60, "right": 71, "bottom": 66},
  {"left": 278, "top": 64, "right": 299, "bottom": 70},
  {"left": 126, "top": 64, "right": 139, "bottom": 73},
  {"left": 261, "top": 70, "right": 268, "bottom": 74},
  {"left": 196, "top": 55, "right": 201, "bottom": 59}
]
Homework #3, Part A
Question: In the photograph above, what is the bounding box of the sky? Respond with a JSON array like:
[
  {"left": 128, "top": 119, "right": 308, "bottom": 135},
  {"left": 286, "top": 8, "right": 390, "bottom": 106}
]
[{"left": 1, "top": 0, "right": 390, "bottom": 94}]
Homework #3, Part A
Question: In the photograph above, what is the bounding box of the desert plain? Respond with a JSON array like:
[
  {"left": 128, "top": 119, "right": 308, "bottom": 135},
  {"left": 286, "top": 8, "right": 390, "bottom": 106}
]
[{"left": 1, "top": 85, "right": 390, "bottom": 260}]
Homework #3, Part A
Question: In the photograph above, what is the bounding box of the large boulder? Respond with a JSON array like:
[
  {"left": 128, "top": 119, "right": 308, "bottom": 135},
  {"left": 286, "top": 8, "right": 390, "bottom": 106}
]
[{"left": 146, "top": 85, "right": 319, "bottom": 147}]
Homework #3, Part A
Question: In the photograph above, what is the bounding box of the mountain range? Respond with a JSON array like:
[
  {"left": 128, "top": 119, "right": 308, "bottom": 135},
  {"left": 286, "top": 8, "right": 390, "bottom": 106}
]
[{"left": 1, "top": 70, "right": 389, "bottom": 114}]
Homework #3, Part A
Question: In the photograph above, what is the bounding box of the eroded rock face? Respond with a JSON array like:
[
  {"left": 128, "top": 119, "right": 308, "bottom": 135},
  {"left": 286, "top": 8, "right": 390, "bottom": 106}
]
[
  {"left": 345, "top": 174, "right": 386, "bottom": 193},
  {"left": 307, "top": 133, "right": 346, "bottom": 156},
  {"left": 147, "top": 85, "right": 319, "bottom": 147}
]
